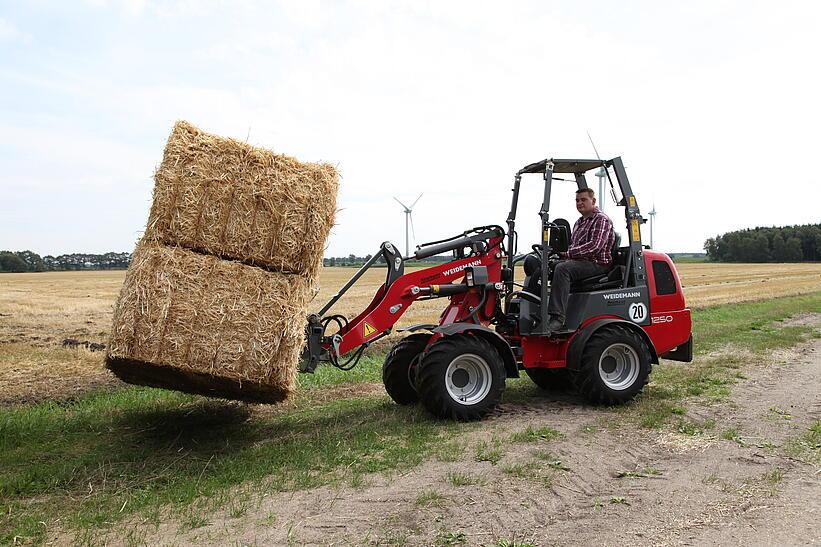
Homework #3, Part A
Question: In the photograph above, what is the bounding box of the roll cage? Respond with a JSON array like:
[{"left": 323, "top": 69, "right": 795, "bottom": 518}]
[{"left": 504, "top": 157, "right": 648, "bottom": 335}]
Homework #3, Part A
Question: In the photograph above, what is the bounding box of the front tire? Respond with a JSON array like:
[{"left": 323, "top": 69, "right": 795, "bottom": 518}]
[
  {"left": 572, "top": 325, "right": 652, "bottom": 405},
  {"left": 382, "top": 334, "right": 431, "bottom": 405},
  {"left": 417, "top": 335, "right": 506, "bottom": 421}
]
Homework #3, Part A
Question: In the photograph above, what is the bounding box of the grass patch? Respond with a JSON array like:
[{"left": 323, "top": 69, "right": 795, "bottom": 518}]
[
  {"left": 676, "top": 418, "right": 716, "bottom": 436},
  {"left": 509, "top": 425, "right": 564, "bottom": 444},
  {"left": 446, "top": 472, "right": 481, "bottom": 487},
  {"left": 768, "top": 406, "right": 793, "bottom": 421},
  {"left": 532, "top": 450, "right": 571, "bottom": 471},
  {"left": 0, "top": 388, "right": 461, "bottom": 544},
  {"left": 784, "top": 421, "right": 821, "bottom": 464},
  {"left": 416, "top": 489, "right": 448, "bottom": 508},
  {"left": 381, "top": 528, "right": 412, "bottom": 546},
  {"left": 692, "top": 293, "right": 821, "bottom": 354},
  {"left": 622, "top": 292, "right": 820, "bottom": 430},
  {"left": 763, "top": 467, "right": 785, "bottom": 485},
  {"left": 435, "top": 440, "right": 466, "bottom": 462},
  {"left": 437, "top": 530, "right": 467, "bottom": 545},
  {"left": 616, "top": 466, "right": 662, "bottom": 478},
  {"left": 494, "top": 540, "right": 536, "bottom": 547},
  {"left": 502, "top": 461, "right": 540, "bottom": 479},
  {"left": 475, "top": 437, "right": 504, "bottom": 465},
  {"left": 181, "top": 512, "right": 209, "bottom": 530},
  {"left": 298, "top": 355, "right": 383, "bottom": 387},
  {"left": 503, "top": 454, "right": 565, "bottom": 487},
  {"left": 721, "top": 427, "right": 748, "bottom": 446}
]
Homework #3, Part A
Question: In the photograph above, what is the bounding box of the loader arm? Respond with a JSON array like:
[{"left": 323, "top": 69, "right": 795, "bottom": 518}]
[{"left": 302, "top": 229, "right": 506, "bottom": 372}]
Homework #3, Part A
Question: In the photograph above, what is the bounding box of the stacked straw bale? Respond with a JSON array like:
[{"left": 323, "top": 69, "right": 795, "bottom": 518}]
[
  {"left": 106, "top": 121, "right": 338, "bottom": 403},
  {"left": 144, "top": 121, "right": 338, "bottom": 279},
  {"left": 107, "top": 243, "right": 311, "bottom": 403}
]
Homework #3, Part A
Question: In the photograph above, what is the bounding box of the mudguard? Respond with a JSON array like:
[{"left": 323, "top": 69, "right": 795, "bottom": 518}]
[
  {"left": 432, "top": 323, "right": 519, "bottom": 378},
  {"left": 661, "top": 335, "right": 693, "bottom": 362},
  {"left": 566, "top": 318, "right": 659, "bottom": 371}
]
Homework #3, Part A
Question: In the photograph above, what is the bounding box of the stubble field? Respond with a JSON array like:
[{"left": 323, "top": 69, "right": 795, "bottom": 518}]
[{"left": 0, "top": 263, "right": 819, "bottom": 405}]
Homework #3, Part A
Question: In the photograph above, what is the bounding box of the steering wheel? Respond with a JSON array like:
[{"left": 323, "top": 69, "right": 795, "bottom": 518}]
[{"left": 531, "top": 244, "right": 543, "bottom": 259}]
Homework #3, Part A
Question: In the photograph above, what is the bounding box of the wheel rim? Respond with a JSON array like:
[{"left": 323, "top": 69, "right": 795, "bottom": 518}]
[
  {"left": 598, "top": 343, "right": 640, "bottom": 390},
  {"left": 445, "top": 353, "right": 492, "bottom": 405}
]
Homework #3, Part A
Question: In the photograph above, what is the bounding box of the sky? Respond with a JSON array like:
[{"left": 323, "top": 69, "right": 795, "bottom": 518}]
[{"left": 1, "top": 0, "right": 820, "bottom": 257}]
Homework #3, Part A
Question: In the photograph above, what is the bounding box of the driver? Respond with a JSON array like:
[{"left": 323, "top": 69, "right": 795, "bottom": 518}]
[{"left": 547, "top": 188, "right": 615, "bottom": 333}]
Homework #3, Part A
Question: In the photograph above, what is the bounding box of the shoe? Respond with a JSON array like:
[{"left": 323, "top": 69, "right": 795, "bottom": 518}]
[{"left": 547, "top": 316, "right": 565, "bottom": 333}]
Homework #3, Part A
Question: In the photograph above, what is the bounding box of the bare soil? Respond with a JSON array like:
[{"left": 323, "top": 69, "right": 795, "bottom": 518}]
[{"left": 99, "top": 318, "right": 821, "bottom": 546}]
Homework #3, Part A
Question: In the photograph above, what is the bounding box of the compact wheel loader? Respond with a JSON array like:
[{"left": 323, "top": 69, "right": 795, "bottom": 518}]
[{"left": 302, "top": 157, "right": 693, "bottom": 420}]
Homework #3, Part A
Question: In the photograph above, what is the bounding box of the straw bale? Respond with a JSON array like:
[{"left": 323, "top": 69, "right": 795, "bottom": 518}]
[
  {"left": 144, "top": 121, "right": 338, "bottom": 279},
  {"left": 106, "top": 242, "right": 311, "bottom": 403}
]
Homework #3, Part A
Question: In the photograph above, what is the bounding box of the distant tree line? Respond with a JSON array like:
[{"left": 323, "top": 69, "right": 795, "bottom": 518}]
[
  {"left": 1, "top": 248, "right": 469, "bottom": 273},
  {"left": 0, "top": 250, "right": 132, "bottom": 272},
  {"left": 704, "top": 223, "right": 821, "bottom": 262}
]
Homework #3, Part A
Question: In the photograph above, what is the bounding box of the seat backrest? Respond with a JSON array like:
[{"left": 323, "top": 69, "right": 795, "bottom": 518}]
[
  {"left": 549, "top": 218, "right": 571, "bottom": 253},
  {"left": 523, "top": 253, "right": 540, "bottom": 277},
  {"left": 612, "top": 232, "right": 621, "bottom": 261}
]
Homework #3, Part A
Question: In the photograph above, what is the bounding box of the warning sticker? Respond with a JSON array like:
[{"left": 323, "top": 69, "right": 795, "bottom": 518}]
[
  {"left": 631, "top": 219, "right": 641, "bottom": 242},
  {"left": 628, "top": 196, "right": 636, "bottom": 207},
  {"left": 363, "top": 322, "right": 377, "bottom": 337}
]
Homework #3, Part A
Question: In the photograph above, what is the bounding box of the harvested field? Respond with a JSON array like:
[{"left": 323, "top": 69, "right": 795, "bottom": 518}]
[
  {"left": 0, "top": 262, "right": 819, "bottom": 405},
  {"left": 674, "top": 262, "right": 821, "bottom": 307}
]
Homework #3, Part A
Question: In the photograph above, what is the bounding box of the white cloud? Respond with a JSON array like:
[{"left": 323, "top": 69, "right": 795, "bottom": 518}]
[{"left": 0, "top": 17, "right": 31, "bottom": 44}]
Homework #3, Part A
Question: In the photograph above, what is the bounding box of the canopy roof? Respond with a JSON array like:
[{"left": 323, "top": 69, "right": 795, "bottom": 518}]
[{"left": 517, "top": 158, "right": 607, "bottom": 175}]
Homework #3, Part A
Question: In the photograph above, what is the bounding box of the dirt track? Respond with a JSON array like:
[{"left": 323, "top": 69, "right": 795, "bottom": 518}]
[{"left": 120, "top": 318, "right": 821, "bottom": 546}]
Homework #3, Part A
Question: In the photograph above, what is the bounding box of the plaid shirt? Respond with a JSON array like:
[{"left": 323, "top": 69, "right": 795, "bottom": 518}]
[{"left": 567, "top": 208, "right": 615, "bottom": 266}]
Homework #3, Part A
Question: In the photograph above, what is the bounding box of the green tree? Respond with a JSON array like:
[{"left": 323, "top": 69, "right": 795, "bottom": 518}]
[
  {"left": 784, "top": 237, "right": 803, "bottom": 262},
  {"left": 704, "top": 237, "right": 718, "bottom": 260},
  {"left": 771, "top": 232, "right": 787, "bottom": 262},
  {"left": 15, "top": 250, "right": 45, "bottom": 271},
  {"left": 0, "top": 252, "right": 29, "bottom": 272},
  {"left": 750, "top": 233, "right": 770, "bottom": 262}
]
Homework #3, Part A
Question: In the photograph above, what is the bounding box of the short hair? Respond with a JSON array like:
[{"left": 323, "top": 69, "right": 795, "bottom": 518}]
[{"left": 576, "top": 188, "right": 595, "bottom": 198}]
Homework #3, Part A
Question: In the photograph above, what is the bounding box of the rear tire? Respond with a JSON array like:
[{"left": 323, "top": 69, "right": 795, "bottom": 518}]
[
  {"left": 525, "top": 368, "right": 573, "bottom": 391},
  {"left": 572, "top": 325, "right": 651, "bottom": 405},
  {"left": 417, "top": 335, "right": 505, "bottom": 421},
  {"left": 382, "top": 334, "right": 431, "bottom": 405}
]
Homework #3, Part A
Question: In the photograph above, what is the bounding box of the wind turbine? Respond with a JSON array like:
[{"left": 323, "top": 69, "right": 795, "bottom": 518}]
[
  {"left": 393, "top": 193, "right": 423, "bottom": 257},
  {"left": 594, "top": 167, "right": 607, "bottom": 212},
  {"left": 648, "top": 202, "right": 657, "bottom": 249}
]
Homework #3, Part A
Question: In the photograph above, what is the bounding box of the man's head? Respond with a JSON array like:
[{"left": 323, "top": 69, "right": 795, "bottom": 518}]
[{"left": 575, "top": 188, "right": 597, "bottom": 217}]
